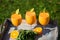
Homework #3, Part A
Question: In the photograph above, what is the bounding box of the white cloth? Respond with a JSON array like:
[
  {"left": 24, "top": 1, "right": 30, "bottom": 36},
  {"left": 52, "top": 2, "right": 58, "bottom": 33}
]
[{"left": 9, "top": 20, "right": 58, "bottom": 40}]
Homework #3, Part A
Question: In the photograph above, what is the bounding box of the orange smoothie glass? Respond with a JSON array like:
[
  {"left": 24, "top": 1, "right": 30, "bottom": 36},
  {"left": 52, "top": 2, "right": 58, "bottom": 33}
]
[
  {"left": 39, "top": 9, "right": 50, "bottom": 26},
  {"left": 11, "top": 9, "right": 22, "bottom": 27},
  {"left": 25, "top": 8, "right": 36, "bottom": 27}
]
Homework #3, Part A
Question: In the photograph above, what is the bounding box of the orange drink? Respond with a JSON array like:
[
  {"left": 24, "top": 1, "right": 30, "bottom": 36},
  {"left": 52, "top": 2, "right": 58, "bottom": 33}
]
[
  {"left": 39, "top": 9, "right": 50, "bottom": 26},
  {"left": 25, "top": 8, "right": 36, "bottom": 25},
  {"left": 11, "top": 9, "right": 22, "bottom": 26}
]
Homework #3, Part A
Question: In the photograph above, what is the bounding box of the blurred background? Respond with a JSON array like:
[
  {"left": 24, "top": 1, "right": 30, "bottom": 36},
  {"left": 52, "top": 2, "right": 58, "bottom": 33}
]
[{"left": 0, "top": 0, "right": 60, "bottom": 40}]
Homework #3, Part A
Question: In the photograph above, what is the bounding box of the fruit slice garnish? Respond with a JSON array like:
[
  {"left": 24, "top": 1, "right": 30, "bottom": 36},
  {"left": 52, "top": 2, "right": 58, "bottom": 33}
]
[
  {"left": 33, "top": 27, "right": 43, "bottom": 35},
  {"left": 10, "top": 30, "right": 19, "bottom": 39}
]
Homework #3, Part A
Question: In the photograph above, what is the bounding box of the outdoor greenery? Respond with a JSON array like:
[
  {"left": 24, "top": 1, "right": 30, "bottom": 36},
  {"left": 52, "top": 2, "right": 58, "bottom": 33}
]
[
  {"left": 0, "top": 0, "right": 58, "bottom": 24},
  {"left": 0, "top": 0, "right": 60, "bottom": 40}
]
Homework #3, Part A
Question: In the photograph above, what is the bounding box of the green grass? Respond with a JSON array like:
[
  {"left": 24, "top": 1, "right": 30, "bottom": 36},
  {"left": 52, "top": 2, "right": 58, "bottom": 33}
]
[
  {"left": 0, "top": 0, "right": 58, "bottom": 24},
  {"left": 56, "top": 3, "right": 60, "bottom": 28},
  {"left": 0, "top": 0, "right": 59, "bottom": 27}
]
